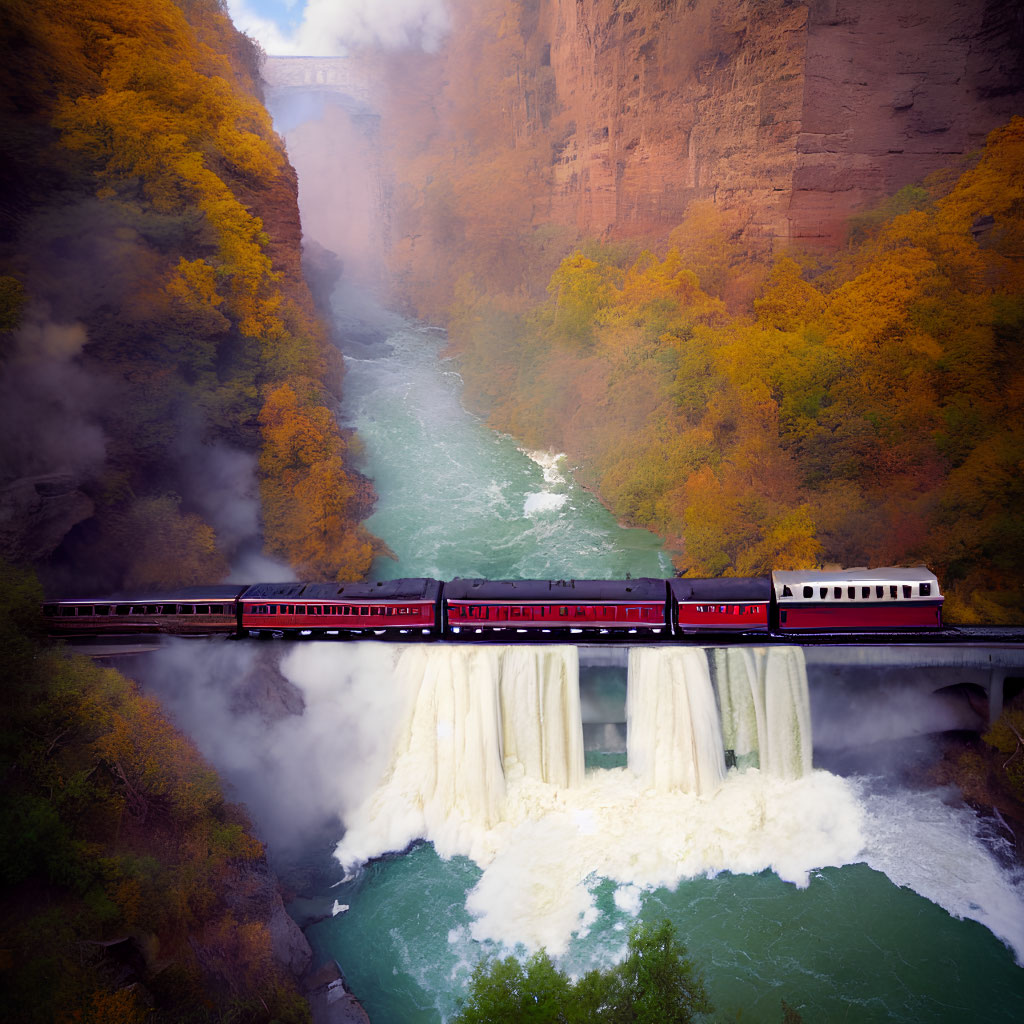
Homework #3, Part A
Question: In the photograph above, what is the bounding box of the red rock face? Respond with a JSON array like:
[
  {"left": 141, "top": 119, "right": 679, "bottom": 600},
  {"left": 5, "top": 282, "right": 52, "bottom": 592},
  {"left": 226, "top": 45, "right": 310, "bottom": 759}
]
[
  {"left": 529, "top": 0, "right": 1021, "bottom": 248},
  {"left": 271, "top": 1, "right": 1022, "bottom": 308},
  {"left": 536, "top": 0, "right": 809, "bottom": 244},
  {"left": 791, "top": 0, "right": 1024, "bottom": 244}
]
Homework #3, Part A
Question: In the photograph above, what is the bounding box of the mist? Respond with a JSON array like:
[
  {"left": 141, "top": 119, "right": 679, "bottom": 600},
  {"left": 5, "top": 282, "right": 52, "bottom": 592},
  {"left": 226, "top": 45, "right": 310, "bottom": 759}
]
[
  {"left": 133, "top": 639, "right": 410, "bottom": 862},
  {"left": 0, "top": 307, "right": 108, "bottom": 484},
  {"left": 229, "top": 0, "right": 450, "bottom": 54}
]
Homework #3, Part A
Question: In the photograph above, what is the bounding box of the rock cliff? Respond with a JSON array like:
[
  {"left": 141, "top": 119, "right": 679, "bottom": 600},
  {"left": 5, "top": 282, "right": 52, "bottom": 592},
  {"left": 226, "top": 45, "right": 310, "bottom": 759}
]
[
  {"left": 369, "top": 0, "right": 1022, "bottom": 311},
  {"left": 530, "top": 0, "right": 1022, "bottom": 247}
]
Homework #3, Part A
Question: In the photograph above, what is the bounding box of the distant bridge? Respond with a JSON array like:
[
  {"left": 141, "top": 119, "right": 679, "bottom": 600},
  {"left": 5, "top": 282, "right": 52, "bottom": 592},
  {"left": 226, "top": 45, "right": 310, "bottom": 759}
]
[{"left": 261, "top": 56, "right": 374, "bottom": 107}]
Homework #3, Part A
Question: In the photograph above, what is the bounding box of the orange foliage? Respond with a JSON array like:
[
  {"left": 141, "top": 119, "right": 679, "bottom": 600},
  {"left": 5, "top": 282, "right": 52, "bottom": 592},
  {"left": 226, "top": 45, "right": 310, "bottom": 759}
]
[
  {"left": 19, "top": 0, "right": 379, "bottom": 584},
  {"left": 259, "top": 384, "right": 377, "bottom": 580},
  {"left": 448, "top": 118, "right": 1024, "bottom": 617}
]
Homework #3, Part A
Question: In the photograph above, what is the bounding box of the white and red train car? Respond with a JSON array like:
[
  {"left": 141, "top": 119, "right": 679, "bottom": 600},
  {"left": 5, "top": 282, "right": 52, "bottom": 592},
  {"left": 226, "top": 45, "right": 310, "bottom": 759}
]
[{"left": 772, "top": 567, "right": 943, "bottom": 631}]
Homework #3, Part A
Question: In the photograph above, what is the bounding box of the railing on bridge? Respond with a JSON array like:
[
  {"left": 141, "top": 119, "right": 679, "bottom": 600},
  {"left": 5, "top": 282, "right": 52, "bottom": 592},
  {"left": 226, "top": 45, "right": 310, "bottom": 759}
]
[{"left": 261, "top": 55, "right": 373, "bottom": 106}]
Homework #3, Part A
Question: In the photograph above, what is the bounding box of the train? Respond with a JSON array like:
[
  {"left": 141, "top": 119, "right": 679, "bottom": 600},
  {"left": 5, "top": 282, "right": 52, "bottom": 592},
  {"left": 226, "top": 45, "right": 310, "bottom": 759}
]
[{"left": 42, "top": 566, "right": 944, "bottom": 641}]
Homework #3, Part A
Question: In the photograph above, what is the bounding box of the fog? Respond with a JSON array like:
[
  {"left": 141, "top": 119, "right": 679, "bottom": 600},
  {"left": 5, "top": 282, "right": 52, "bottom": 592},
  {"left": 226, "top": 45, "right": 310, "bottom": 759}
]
[
  {"left": 229, "top": 0, "right": 450, "bottom": 55},
  {"left": 134, "top": 640, "right": 409, "bottom": 862}
]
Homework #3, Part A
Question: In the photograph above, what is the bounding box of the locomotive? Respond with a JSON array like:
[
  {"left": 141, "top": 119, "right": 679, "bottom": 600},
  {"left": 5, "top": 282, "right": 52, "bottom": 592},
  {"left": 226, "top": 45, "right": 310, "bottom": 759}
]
[{"left": 42, "top": 566, "right": 944, "bottom": 641}]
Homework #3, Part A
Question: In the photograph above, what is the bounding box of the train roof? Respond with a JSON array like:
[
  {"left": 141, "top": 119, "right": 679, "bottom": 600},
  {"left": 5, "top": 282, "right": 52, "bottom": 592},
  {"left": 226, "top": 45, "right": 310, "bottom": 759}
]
[
  {"left": 240, "top": 579, "right": 441, "bottom": 601},
  {"left": 46, "top": 586, "right": 248, "bottom": 604},
  {"left": 443, "top": 578, "right": 667, "bottom": 601},
  {"left": 772, "top": 567, "right": 940, "bottom": 589},
  {"left": 669, "top": 576, "right": 771, "bottom": 601}
]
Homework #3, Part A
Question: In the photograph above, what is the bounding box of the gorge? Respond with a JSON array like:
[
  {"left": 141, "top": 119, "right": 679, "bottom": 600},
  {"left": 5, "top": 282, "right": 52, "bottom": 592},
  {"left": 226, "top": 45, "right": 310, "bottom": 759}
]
[{"left": 2, "top": 0, "right": 1024, "bottom": 1020}]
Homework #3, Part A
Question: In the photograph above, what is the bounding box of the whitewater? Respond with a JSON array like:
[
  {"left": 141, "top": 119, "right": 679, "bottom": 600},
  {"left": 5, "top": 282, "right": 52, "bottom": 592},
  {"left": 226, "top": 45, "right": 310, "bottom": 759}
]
[{"left": 282, "top": 643, "right": 1020, "bottom": 966}]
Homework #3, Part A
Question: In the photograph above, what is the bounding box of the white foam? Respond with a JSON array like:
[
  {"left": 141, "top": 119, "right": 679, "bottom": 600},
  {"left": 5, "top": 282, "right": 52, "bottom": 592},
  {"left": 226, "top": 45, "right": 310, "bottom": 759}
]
[
  {"left": 334, "top": 645, "right": 864, "bottom": 954},
  {"left": 521, "top": 449, "right": 568, "bottom": 485},
  {"left": 860, "top": 784, "right": 1024, "bottom": 965},
  {"left": 524, "top": 491, "right": 568, "bottom": 516}
]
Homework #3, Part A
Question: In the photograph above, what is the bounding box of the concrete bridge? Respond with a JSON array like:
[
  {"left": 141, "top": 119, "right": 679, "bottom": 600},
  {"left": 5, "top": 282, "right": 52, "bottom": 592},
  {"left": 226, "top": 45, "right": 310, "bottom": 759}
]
[
  {"left": 261, "top": 56, "right": 374, "bottom": 108},
  {"left": 69, "top": 634, "right": 1024, "bottom": 730}
]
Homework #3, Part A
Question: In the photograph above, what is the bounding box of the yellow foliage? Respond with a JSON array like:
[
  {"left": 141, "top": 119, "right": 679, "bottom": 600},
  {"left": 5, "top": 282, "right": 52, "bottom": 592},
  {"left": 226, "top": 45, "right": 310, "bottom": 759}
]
[{"left": 446, "top": 118, "right": 1024, "bottom": 616}]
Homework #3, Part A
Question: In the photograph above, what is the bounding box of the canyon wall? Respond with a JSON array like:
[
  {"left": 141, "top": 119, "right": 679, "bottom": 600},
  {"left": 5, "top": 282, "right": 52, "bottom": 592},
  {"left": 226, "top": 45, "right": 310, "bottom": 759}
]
[
  {"left": 792, "top": 0, "right": 1024, "bottom": 243},
  {"left": 523, "top": 0, "right": 1023, "bottom": 248},
  {"left": 353, "top": 0, "right": 1022, "bottom": 316}
]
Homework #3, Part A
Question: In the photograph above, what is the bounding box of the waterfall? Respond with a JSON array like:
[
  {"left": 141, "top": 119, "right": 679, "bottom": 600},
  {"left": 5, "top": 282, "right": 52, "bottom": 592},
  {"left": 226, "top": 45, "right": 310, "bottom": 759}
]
[
  {"left": 328, "top": 642, "right": 864, "bottom": 954},
  {"left": 498, "top": 646, "right": 585, "bottom": 788},
  {"left": 715, "top": 647, "right": 764, "bottom": 770},
  {"left": 334, "top": 644, "right": 582, "bottom": 867},
  {"left": 626, "top": 648, "right": 726, "bottom": 796},
  {"left": 714, "top": 646, "right": 813, "bottom": 779}
]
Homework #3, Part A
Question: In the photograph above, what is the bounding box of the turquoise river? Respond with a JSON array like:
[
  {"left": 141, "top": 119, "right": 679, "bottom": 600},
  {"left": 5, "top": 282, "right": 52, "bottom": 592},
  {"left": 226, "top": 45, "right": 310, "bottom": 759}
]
[{"left": 288, "top": 313, "right": 1024, "bottom": 1022}]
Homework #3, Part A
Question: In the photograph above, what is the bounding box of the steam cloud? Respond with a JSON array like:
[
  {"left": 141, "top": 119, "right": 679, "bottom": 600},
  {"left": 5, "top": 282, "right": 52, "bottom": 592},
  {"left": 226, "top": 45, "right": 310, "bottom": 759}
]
[
  {"left": 228, "top": 0, "right": 450, "bottom": 54},
  {"left": 0, "top": 307, "right": 107, "bottom": 484},
  {"left": 135, "top": 640, "right": 408, "bottom": 861}
]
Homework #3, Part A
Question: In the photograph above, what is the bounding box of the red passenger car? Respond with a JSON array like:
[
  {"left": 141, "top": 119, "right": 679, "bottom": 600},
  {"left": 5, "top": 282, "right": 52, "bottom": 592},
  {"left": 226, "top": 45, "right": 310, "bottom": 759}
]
[
  {"left": 443, "top": 578, "right": 668, "bottom": 637},
  {"left": 773, "top": 567, "right": 943, "bottom": 631},
  {"left": 670, "top": 576, "right": 771, "bottom": 633},
  {"left": 239, "top": 579, "right": 441, "bottom": 636}
]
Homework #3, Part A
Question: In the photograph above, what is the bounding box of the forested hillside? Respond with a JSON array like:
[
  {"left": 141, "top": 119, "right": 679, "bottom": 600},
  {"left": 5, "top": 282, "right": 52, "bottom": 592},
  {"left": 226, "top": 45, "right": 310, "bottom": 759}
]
[
  {"left": 0, "top": 565, "right": 311, "bottom": 1022},
  {"left": 447, "top": 120, "right": 1024, "bottom": 622},
  {"left": 0, "top": 0, "right": 378, "bottom": 592}
]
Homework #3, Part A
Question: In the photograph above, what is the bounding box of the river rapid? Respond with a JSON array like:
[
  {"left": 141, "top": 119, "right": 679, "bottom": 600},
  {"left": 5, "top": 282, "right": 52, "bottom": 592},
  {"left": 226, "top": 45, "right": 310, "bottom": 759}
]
[{"left": 273, "top": 312, "right": 1024, "bottom": 1022}]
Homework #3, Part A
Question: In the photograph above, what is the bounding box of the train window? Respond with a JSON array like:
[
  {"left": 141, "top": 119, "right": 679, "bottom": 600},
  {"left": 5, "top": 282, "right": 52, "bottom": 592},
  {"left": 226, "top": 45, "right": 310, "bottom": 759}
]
[
  {"left": 862, "top": 587, "right": 871, "bottom": 598},
  {"left": 361, "top": 607, "right": 369, "bottom": 615},
  {"left": 159, "top": 604, "right": 173, "bottom": 614},
  {"left": 903, "top": 585, "right": 912, "bottom": 599},
  {"left": 833, "top": 587, "right": 842, "bottom": 599},
  {"left": 890, "top": 586, "right": 898, "bottom": 599},
  {"left": 848, "top": 587, "right": 856, "bottom": 599},
  {"left": 876, "top": 586, "right": 884, "bottom": 599},
  {"left": 196, "top": 605, "right": 209, "bottom": 615},
  {"left": 130, "top": 606, "right": 147, "bottom": 615},
  {"left": 43, "top": 605, "right": 57, "bottom": 616},
  {"left": 782, "top": 586, "right": 792, "bottom": 597},
  {"left": 920, "top": 583, "right": 931, "bottom": 596},
  {"left": 210, "top": 605, "right": 223, "bottom": 615},
  {"left": 148, "top": 606, "right": 161, "bottom": 614},
  {"left": 60, "top": 607, "right": 76, "bottom": 616},
  {"left": 295, "top": 605, "right": 306, "bottom": 614},
  {"left": 371, "top": 607, "right": 380, "bottom": 616},
  {"left": 820, "top": 587, "right": 828, "bottom": 599},
  {"left": 94, "top": 606, "right": 109, "bottom": 616},
  {"left": 309, "top": 606, "right": 320, "bottom": 615},
  {"left": 178, "top": 605, "right": 194, "bottom": 615},
  {"left": 802, "top": 586, "right": 812, "bottom": 598}
]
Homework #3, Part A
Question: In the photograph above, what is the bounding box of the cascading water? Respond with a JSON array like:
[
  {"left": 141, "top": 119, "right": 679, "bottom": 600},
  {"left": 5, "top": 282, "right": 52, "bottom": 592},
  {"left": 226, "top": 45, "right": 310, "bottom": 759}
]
[
  {"left": 127, "top": 309, "right": 1022, "bottom": 1021},
  {"left": 715, "top": 646, "right": 813, "bottom": 779},
  {"left": 323, "top": 643, "right": 865, "bottom": 960},
  {"left": 627, "top": 648, "right": 726, "bottom": 796}
]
